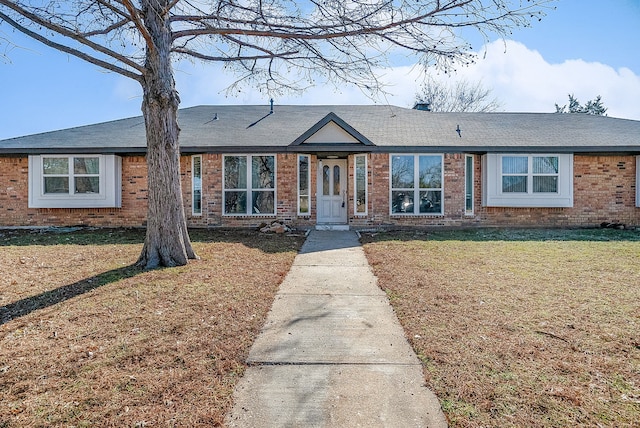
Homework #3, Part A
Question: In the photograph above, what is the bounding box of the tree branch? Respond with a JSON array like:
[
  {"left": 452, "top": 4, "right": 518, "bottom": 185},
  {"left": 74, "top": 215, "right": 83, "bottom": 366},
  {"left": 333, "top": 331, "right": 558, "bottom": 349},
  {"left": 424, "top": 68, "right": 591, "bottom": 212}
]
[
  {"left": 0, "top": 10, "right": 142, "bottom": 81},
  {"left": 121, "top": 0, "right": 155, "bottom": 53}
]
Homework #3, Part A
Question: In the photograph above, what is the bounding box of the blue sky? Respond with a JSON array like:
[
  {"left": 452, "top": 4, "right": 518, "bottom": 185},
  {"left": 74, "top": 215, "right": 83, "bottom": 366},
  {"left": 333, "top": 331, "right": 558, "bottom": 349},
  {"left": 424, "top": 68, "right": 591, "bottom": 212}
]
[{"left": 1, "top": 0, "right": 639, "bottom": 140}]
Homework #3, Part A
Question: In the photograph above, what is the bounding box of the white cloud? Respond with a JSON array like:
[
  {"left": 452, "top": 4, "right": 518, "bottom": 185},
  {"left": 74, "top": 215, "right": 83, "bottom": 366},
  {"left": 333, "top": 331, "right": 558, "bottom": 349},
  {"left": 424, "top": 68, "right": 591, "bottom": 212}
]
[{"left": 146, "top": 40, "right": 640, "bottom": 121}]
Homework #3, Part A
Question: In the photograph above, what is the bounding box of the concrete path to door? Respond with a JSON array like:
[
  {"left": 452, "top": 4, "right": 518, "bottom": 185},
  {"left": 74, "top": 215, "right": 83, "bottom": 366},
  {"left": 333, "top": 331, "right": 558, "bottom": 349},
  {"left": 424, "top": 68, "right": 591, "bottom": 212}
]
[{"left": 225, "top": 230, "right": 448, "bottom": 427}]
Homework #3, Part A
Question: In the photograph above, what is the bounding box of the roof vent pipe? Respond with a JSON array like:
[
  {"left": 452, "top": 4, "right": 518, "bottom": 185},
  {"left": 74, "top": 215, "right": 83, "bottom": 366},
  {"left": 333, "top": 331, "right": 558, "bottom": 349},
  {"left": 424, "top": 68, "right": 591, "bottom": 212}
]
[{"left": 270, "top": 98, "right": 274, "bottom": 114}]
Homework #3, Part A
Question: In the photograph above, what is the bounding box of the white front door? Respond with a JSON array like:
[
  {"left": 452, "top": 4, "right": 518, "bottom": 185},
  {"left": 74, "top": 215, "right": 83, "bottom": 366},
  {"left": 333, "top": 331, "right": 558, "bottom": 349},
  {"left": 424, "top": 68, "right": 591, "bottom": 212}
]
[{"left": 317, "top": 159, "right": 347, "bottom": 224}]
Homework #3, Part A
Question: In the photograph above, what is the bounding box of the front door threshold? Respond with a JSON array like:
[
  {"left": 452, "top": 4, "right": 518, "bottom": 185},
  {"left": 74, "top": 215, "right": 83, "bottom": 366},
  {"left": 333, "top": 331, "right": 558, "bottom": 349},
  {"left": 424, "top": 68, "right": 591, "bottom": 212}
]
[{"left": 315, "top": 224, "right": 350, "bottom": 231}]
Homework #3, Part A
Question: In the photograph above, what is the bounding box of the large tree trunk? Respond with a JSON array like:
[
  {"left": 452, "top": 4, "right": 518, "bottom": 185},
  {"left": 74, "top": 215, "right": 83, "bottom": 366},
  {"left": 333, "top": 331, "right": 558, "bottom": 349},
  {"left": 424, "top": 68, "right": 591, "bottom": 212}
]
[{"left": 136, "top": 0, "right": 197, "bottom": 269}]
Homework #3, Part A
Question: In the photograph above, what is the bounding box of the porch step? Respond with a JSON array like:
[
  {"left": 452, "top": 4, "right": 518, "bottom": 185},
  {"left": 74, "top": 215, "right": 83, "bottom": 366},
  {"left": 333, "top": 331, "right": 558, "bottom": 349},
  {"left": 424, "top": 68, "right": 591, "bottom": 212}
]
[{"left": 315, "top": 224, "right": 350, "bottom": 231}]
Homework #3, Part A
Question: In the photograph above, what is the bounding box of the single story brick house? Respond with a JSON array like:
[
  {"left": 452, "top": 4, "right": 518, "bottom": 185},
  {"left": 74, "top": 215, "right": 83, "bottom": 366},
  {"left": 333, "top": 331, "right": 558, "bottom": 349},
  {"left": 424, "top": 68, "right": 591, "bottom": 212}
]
[{"left": 1, "top": 104, "right": 640, "bottom": 229}]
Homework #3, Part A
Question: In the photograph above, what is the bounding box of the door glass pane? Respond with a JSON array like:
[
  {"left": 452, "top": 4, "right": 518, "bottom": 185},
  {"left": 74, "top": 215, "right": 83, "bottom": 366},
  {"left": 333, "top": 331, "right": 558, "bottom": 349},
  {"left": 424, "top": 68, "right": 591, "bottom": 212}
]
[
  {"left": 43, "top": 158, "right": 69, "bottom": 175},
  {"left": 252, "top": 156, "right": 274, "bottom": 189},
  {"left": 224, "top": 156, "right": 247, "bottom": 189},
  {"left": 74, "top": 157, "right": 99, "bottom": 174},
  {"left": 391, "top": 155, "right": 414, "bottom": 188},
  {"left": 323, "top": 165, "right": 330, "bottom": 195},
  {"left": 333, "top": 165, "right": 340, "bottom": 196}
]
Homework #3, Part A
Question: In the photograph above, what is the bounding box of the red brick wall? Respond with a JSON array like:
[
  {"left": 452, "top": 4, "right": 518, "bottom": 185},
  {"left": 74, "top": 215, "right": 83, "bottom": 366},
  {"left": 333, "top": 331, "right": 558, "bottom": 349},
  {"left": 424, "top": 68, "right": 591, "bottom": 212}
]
[
  {"left": 0, "top": 156, "right": 147, "bottom": 227},
  {"left": 1, "top": 153, "right": 638, "bottom": 229}
]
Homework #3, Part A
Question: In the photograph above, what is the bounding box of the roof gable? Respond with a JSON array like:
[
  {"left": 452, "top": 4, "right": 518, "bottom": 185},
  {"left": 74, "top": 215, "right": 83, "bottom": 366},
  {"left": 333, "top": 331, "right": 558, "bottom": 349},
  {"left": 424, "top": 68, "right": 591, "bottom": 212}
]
[{"left": 290, "top": 112, "right": 374, "bottom": 146}]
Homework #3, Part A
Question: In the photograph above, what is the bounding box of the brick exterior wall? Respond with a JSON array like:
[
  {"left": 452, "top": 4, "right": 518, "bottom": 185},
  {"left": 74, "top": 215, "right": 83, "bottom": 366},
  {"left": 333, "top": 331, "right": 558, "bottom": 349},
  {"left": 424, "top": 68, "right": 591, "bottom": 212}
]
[{"left": 1, "top": 153, "right": 638, "bottom": 229}]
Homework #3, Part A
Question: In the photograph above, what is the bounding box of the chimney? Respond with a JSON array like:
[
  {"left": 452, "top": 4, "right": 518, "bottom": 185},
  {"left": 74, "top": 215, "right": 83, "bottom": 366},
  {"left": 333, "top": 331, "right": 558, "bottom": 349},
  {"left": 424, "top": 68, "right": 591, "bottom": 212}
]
[{"left": 413, "top": 102, "right": 431, "bottom": 111}]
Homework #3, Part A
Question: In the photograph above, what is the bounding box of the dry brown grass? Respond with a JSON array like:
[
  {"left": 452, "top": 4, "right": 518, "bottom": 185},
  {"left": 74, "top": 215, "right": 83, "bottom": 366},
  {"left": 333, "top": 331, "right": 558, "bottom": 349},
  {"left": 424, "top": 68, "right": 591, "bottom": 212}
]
[
  {"left": 362, "top": 229, "right": 640, "bottom": 428},
  {"left": 0, "top": 228, "right": 305, "bottom": 427}
]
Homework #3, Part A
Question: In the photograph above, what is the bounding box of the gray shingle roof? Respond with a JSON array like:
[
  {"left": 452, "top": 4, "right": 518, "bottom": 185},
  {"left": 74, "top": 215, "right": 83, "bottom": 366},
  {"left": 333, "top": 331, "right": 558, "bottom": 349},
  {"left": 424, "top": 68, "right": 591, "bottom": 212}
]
[{"left": 2, "top": 104, "right": 639, "bottom": 154}]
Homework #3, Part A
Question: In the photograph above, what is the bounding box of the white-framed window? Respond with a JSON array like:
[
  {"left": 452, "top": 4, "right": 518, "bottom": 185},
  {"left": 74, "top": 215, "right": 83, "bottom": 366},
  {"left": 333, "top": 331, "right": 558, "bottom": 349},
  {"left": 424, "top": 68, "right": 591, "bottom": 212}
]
[
  {"left": 354, "top": 154, "right": 367, "bottom": 215},
  {"left": 298, "top": 154, "right": 310, "bottom": 216},
  {"left": 390, "top": 154, "right": 443, "bottom": 215},
  {"left": 483, "top": 153, "right": 573, "bottom": 207},
  {"left": 28, "top": 154, "right": 121, "bottom": 208},
  {"left": 465, "top": 154, "right": 474, "bottom": 215},
  {"left": 192, "top": 155, "right": 202, "bottom": 216},
  {"left": 223, "top": 155, "right": 276, "bottom": 215}
]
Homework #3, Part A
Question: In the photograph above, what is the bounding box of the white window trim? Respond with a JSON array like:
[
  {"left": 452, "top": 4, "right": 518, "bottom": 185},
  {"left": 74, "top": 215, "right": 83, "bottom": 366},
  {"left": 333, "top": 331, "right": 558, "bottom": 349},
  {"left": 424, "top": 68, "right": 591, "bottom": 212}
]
[
  {"left": 297, "top": 154, "right": 311, "bottom": 216},
  {"left": 354, "top": 154, "right": 368, "bottom": 216},
  {"left": 389, "top": 153, "right": 444, "bottom": 216},
  {"left": 28, "top": 154, "right": 121, "bottom": 209},
  {"left": 483, "top": 153, "right": 573, "bottom": 208},
  {"left": 192, "top": 155, "right": 203, "bottom": 216},
  {"left": 465, "top": 154, "right": 474, "bottom": 216},
  {"left": 223, "top": 154, "right": 277, "bottom": 216}
]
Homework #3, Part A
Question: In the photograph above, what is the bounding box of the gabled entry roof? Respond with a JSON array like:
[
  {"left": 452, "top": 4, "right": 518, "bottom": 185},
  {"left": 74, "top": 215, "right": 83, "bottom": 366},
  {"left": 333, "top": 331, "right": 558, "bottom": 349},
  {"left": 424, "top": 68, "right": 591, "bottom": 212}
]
[
  {"left": 290, "top": 112, "right": 375, "bottom": 147},
  {"left": 2, "top": 104, "right": 640, "bottom": 155}
]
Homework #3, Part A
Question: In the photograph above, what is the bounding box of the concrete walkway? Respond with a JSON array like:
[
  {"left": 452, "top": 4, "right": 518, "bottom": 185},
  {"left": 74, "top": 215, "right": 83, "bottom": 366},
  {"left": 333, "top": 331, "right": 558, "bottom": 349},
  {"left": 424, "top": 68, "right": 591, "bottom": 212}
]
[{"left": 225, "top": 230, "right": 447, "bottom": 427}]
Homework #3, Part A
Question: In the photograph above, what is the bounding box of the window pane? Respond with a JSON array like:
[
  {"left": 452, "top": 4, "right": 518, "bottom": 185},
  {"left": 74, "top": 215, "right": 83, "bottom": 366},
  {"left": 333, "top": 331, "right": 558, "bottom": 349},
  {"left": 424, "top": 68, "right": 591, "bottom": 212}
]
[
  {"left": 391, "top": 156, "right": 414, "bottom": 188},
  {"left": 502, "top": 176, "right": 527, "bottom": 193},
  {"left": 43, "top": 158, "right": 69, "bottom": 175},
  {"left": 419, "top": 190, "right": 442, "bottom": 214},
  {"left": 392, "top": 191, "right": 414, "bottom": 214},
  {"left": 418, "top": 155, "right": 442, "bottom": 188},
  {"left": 224, "top": 156, "right": 247, "bottom": 189},
  {"left": 323, "top": 165, "right": 330, "bottom": 195},
  {"left": 75, "top": 177, "right": 99, "bottom": 194},
  {"left": 333, "top": 165, "right": 340, "bottom": 196},
  {"left": 533, "top": 176, "right": 558, "bottom": 193},
  {"left": 299, "top": 196, "right": 309, "bottom": 214},
  {"left": 74, "top": 157, "right": 99, "bottom": 174},
  {"left": 44, "top": 177, "right": 69, "bottom": 194},
  {"left": 224, "top": 191, "right": 247, "bottom": 214},
  {"left": 502, "top": 156, "right": 528, "bottom": 174},
  {"left": 299, "top": 156, "right": 309, "bottom": 195},
  {"left": 193, "top": 156, "right": 202, "bottom": 215},
  {"left": 252, "top": 156, "right": 274, "bottom": 189},
  {"left": 252, "top": 191, "right": 275, "bottom": 214},
  {"left": 533, "top": 156, "right": 559, "bottom": 174},
  {"left": 355, "top": 156, "right": 366, "bottom": 213},
  {"left": 465, "top": 156, "right": 473, "bottom": 212}
]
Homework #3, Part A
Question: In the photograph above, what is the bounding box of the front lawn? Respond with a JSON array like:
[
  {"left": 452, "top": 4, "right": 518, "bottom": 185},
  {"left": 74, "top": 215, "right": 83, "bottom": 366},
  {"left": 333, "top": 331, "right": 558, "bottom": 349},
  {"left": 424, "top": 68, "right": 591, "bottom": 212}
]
[
  {"left": 0, "top": 228, "right": 304, "bottom": 427},
  {"left": 362, "top": 228, "right": 640, "bottom": 427}
]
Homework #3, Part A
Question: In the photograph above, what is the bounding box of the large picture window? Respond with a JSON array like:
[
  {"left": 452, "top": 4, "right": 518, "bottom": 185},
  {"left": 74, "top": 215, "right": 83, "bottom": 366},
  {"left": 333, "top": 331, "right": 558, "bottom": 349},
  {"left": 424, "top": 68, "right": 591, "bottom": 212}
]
[
  {"left": 224, "top": 155, "right": 275, "bottom": 215},
  {"left": 28, "top": 154, "right": 121, "bottom": 208},
  {"left": 390, "top": 154, "right": 443, "bottom": 215},
  {"left": 483, "top": 153, "right": 573, "bottom": 207}
]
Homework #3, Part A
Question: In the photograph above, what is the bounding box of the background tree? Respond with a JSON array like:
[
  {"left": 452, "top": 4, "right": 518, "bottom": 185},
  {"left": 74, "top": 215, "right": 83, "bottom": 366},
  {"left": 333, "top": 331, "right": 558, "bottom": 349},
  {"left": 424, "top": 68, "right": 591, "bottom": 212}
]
[
  {"left": 415, "top": 77, "right": 502, "bottom": 112},
  {"left": 0, "top": 0, "right": 555, "bottom": 268},
  {"left": 555, "top": 94, "right": 607, "bottom": 115}
]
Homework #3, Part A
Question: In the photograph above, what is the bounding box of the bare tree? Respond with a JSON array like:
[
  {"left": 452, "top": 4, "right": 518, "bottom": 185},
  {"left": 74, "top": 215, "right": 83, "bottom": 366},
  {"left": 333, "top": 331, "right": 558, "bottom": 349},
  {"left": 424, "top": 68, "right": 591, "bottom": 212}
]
[
  {"left": 0, "top": 0, "right": 555, "bottom": 268},
  {"left": 416, "top": 77, "right": 502, "bottom": 112}
]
